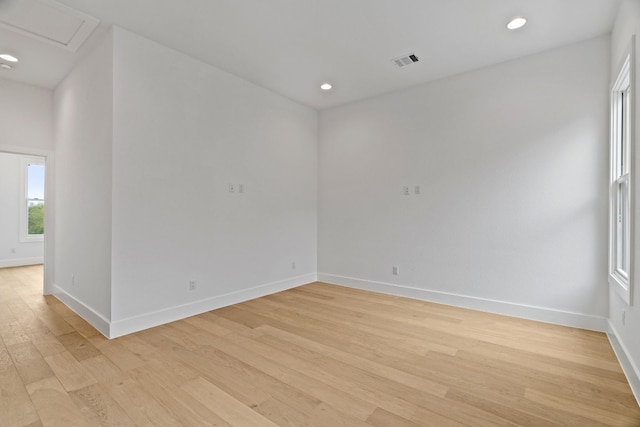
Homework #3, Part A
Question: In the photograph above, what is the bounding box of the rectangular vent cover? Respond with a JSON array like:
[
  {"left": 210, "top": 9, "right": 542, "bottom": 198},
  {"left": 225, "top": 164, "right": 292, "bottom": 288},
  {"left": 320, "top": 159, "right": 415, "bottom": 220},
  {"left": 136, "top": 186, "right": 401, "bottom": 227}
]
[{"left": 392, "top": 53, "right": 419, "bottom": 68}]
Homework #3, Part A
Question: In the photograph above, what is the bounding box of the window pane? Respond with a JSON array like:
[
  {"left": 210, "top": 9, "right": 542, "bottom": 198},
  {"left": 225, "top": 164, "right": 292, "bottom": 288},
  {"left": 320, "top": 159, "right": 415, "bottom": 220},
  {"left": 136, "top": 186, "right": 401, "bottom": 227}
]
[
  {"left": 622, "top": 89, "right": 631, "bottom": 175},
  {"left": 621, "top": 92, "right": 626, "bottom": 174},
  {"left": 27, "top": 163, "right": 45, "bottom": 235},
  {"left": 616, "top": 178, "right": 630, "bottom": 276},
  {"left": 609, "top": 47, "right": 633, "bottom": 304},
  {"left": 28, "top": 201, "right": 45, "bottom": 235},
  {"left": 27, "top": 164, "right": 45, "bottom": 200}
]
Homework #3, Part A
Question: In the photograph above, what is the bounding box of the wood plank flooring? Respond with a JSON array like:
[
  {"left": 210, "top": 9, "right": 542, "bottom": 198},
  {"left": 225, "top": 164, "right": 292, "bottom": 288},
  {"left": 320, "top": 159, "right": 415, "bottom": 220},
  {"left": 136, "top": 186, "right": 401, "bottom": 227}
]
[{"left": 1, "top": 264, "right": 639, "bottom": 426}]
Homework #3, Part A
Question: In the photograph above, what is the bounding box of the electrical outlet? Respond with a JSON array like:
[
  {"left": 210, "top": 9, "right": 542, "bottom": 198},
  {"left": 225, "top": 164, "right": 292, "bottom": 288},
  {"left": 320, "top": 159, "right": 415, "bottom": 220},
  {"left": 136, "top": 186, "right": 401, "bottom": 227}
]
[
  {"left": 229, "top": 183, "right": 235, "bottom": 193},
  {"left": 189, "top": 280, "right": 197, "bottom": 291},
  {"left": 403, "top": 186, "right": 410, "bottom": 196},
  {"left": 392, "top": 265, "right": 399, "bottom": 275}
]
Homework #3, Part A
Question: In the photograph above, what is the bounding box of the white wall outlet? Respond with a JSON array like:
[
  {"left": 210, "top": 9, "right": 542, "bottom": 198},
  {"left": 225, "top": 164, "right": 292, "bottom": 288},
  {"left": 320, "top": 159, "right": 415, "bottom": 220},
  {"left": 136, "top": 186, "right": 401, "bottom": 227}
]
[
  {"left": 403, "top": 186, "right": 410, "bottom": 196},
  {"left": 392, "top": 265, "right": 399, "bottom": 275},
  {"left": 229, "top": 183, "right": 235, "bottom": 193},
  {"left": 189, "top": 280, "right": 197, "bottom": 291}
]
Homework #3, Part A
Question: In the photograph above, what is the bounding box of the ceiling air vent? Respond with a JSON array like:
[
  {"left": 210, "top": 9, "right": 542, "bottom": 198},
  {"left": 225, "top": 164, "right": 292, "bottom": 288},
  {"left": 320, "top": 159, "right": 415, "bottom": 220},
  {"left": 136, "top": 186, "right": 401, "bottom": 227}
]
[{"left": 392, "top": 53, "right": 419, "bottom": 68}]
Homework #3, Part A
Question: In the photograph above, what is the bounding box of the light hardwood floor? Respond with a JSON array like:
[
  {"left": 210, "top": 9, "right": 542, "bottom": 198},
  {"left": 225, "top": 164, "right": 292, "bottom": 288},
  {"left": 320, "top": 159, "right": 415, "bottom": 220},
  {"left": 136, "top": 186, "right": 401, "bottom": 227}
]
[{"left": 1, "top": 265, "right": 639, "bottom": 426}]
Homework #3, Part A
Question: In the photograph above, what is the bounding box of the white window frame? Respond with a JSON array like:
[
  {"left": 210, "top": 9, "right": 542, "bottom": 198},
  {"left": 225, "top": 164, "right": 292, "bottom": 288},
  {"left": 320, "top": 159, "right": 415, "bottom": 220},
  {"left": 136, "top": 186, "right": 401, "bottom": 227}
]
[
  {"left": 19, "top": 156, "right": 45, "bottom": 243},
  {"left": 609, "top": 37, "right": 636, "bottom": 306}
]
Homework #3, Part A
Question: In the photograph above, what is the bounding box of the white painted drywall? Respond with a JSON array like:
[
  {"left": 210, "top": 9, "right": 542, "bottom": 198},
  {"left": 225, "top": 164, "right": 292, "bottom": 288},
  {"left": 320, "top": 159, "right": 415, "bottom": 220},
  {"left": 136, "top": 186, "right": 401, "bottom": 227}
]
[
  {"left": 0, "top": 153, "right": 44, "bottom": 267},
  {"left": 109, "top": 28, "right": 317, "bottom": 324},
  {"left": 610, "top": 0, "right": 640, "bottom": 394},
  {"left": 319, "top": 36, "right": 610, "bottom": 324},
  {"left": 53, "top": 30, "right": 114, "bottom": 322},
  {"left": 0, "top": 79, "right": 53, "bottom": 151}
]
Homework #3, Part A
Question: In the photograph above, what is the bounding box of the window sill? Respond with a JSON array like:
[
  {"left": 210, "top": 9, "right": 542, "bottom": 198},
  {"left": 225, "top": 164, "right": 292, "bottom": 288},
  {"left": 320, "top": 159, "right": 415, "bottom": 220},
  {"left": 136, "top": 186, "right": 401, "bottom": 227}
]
[
  {"left": 19, "top": 235, "right": 44, "bottom": 244},
  {"left": 610, "top": 273, "right": 632, "bottom": 305}
]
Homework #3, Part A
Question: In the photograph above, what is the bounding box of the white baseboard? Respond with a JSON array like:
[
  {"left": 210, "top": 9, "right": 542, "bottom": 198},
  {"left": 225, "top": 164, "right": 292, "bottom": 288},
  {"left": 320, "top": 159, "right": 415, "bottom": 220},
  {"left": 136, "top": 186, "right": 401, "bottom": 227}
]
[
  {"left": 608, "top": 322, "right": 640, "bottom": 406},
  {"left": 0, "top": 257, "right": 44, "bottom": 268},
  {"left": 317, "top": 273, "right": 608, "bottom": 332},
  {"left": 109, "top": 273, "right": 317, "bottom": 338},
  {"left": 51, "top": 284, "right": 111, "bottom": 337}
]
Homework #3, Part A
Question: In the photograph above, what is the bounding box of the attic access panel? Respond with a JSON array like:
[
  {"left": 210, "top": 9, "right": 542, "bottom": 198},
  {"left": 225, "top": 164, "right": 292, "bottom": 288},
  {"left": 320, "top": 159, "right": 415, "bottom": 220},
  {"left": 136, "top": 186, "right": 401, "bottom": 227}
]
[{"left": 0, "top": 0, "right": 99, "bottom": 52}]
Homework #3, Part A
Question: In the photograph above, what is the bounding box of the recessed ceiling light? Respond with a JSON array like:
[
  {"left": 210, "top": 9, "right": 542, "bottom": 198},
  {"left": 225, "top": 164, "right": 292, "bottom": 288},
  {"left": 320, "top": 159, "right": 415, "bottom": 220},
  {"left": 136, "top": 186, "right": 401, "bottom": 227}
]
[
  {"left": 0, "top": 53, "right": 18, "bottom": 62},
  {"left": 0, "top": 63, "right": 12, "bottom": 70},
  {"left": 320, "top": 83, "right": 332, "bottom": 91},
  {"left": 506, "top": 17, "right": 527, "bottom": 30}
]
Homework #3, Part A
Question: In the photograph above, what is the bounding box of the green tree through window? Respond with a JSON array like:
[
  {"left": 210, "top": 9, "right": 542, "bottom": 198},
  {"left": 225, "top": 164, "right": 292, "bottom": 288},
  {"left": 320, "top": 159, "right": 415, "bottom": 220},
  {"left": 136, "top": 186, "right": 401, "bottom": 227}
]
[
  {"left": 28, "top": 203, "right": 44, "bottom": 234},
  {"left": 27, "top": 163, "right": 45, "bottom": 236}
]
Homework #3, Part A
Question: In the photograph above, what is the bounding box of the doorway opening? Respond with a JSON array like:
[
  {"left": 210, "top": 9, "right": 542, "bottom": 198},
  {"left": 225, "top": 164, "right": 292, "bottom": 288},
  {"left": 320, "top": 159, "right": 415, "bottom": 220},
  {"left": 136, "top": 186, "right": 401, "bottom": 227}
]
[{"left": 0, "top": 150, "right": 48, "bottom": 294}]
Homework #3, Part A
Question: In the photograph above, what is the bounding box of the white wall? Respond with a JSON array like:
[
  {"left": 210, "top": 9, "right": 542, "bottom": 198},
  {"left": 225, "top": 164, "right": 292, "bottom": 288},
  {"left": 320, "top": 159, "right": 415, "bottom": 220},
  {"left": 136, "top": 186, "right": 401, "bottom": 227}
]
[
  {"left": 53, "top": 30, "right": 113, "bottom": 326},
  {"left": 0, "top": 79, "right": 53, "bottom": 151},
  {"left": 51, "top": 27, "right": 317, "bottom": 337},
  {"left": 319, "top": 36, "right": 610, "bottom": 329},
  {"left": 610, "top": 0, "right": 640, "bottom": 400},
  {"left": 0, "top": 153, "right": 44, "bottom": 267},
  {"left": 52, "top": 27, "right": 319, "bottom": 336}
]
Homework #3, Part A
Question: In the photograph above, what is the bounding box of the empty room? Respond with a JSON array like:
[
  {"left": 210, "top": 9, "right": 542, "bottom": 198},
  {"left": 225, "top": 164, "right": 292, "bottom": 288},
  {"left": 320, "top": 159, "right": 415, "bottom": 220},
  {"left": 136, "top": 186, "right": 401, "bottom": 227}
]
[{"left": 1, "top": 0, "right": 640, "bottom": 425}]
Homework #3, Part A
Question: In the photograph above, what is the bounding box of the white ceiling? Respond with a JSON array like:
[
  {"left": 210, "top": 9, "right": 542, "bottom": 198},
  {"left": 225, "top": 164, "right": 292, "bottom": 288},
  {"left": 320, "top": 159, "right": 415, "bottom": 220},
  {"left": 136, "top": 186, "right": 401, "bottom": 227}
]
[{"left": 0, "top": 0, "right": 622, "bottom": 110}]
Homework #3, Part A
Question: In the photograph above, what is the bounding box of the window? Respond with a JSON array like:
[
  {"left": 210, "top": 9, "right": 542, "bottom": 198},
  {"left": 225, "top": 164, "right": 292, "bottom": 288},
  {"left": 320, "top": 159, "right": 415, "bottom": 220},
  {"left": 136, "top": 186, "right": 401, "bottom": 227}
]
[
  {"left": 609, "top": 38, "right": 635, "bottom": 305},
  {"left": 20, "top": 157, "right": 45, "bottom": 242}
]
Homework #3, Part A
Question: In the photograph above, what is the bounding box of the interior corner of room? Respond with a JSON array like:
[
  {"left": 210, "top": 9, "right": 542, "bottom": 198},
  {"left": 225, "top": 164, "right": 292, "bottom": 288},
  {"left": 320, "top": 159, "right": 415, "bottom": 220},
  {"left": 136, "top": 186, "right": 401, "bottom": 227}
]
[{"left": 1, "top": 0, "right": 640, "bottom": 412}]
